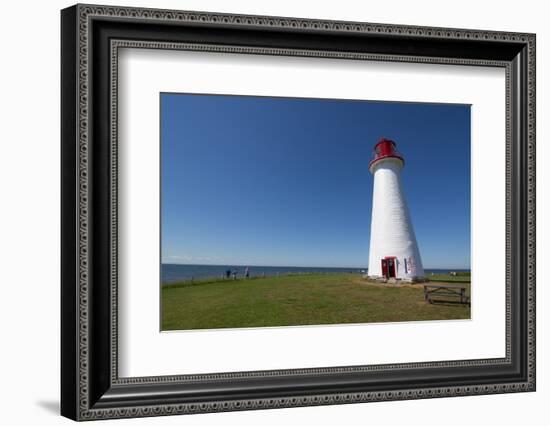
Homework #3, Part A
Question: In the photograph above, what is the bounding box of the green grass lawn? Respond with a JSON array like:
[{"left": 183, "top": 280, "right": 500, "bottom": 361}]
[
  {"left": 161, "top": 273, "right": 471, "bottom": 331},
  {"left": 427, "top": 273, "right": 471, "bottom": 283}
]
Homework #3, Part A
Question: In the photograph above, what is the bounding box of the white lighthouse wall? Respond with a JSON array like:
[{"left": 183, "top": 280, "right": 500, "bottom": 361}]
[{"left": 368, "top": 158, "right": 425, "bottom": 280}]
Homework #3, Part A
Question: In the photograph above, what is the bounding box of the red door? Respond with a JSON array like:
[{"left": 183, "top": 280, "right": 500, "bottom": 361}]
[
  {"left": 381, "top": 259, "right": 388, "bottom": 278},
  {"left": 387, "top": 258, "right": 396, "bottom": 278}
]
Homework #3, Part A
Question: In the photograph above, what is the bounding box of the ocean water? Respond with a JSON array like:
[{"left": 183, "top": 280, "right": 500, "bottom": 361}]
[{"left": 161, "top": 264, "right": 469, "bottom": 284}]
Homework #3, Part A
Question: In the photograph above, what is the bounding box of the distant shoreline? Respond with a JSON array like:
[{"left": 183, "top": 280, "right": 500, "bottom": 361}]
[{"left": 162, "top": 263, "right": 370, "bottom": 269}]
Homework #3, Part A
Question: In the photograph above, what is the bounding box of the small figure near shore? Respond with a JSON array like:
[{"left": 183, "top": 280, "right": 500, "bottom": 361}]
[
  {"left": 225, "top": 269, "right": 231, "bottom": 279},
  {"left": 245, "top": 267, "right": 250, "bottom": 278},
  {"left": 232, "top": 268, "right": 237, "bottom": 280}
]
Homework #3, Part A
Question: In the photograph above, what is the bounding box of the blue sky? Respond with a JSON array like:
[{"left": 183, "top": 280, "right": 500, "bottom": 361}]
[{"left": 161, "top": 93, "right": 470, "bottom": 269}]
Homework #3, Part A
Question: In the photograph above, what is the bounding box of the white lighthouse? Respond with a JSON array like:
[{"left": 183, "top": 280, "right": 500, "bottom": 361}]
[{"left": 367, "top": 138, "right": 425, "bottom": 282}]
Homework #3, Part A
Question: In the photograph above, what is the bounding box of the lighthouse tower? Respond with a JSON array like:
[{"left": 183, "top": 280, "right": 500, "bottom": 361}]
[{"left": 367, "top": 138, "right": 425, "bottom": 282}]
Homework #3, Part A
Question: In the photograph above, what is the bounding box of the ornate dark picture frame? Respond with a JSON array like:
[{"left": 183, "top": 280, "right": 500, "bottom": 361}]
[{"left": 61, "top": 4, "right": 536, "bottom": 421}]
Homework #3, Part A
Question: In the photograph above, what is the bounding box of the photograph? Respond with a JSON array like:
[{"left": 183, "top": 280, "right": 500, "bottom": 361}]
[{"left": 160, "top": 93, "right": 472, "bottom": 331}]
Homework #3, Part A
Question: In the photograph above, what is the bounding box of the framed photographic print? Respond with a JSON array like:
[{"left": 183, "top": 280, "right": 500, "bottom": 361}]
[{"left": 61, "top": 4, "right": 536, "bottom": 421}]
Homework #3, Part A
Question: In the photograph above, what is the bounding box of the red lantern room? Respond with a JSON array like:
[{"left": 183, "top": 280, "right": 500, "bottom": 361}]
[{"left": 368, "top": 138, "right": 405, "bottom": 172}]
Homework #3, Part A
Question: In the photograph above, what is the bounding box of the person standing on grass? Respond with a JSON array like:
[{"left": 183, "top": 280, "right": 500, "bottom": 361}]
[
  {"left": 245, "top": 267, "right": 250, "bottom": 278},
  {"left": 225, "top": 268, "right": 231, "bottom": 279},
  {"left": 232, "top": 268, "right": 237, "bottom": 280}
]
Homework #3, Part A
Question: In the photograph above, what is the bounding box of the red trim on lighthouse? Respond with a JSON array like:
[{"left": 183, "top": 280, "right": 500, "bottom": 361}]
[{"left": 368, "top": 138, "right": 404, "bottom": 170}]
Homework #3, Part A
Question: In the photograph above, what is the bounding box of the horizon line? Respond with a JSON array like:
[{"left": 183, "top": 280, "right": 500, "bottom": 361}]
[{"left": 162, "top": 262, "right": 471, "bottom": 270}]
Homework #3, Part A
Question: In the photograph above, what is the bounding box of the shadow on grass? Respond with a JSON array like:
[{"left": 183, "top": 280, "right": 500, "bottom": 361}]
[{"left": 428, "top": 300, "right": 470, "bottom": 307}]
